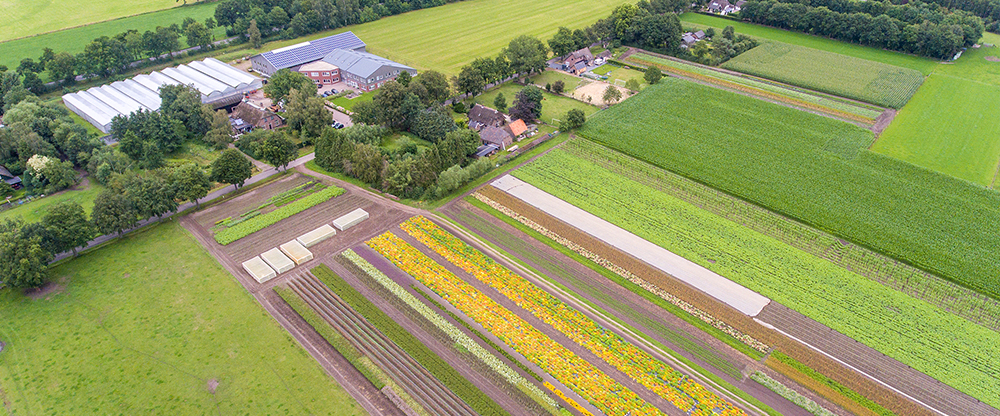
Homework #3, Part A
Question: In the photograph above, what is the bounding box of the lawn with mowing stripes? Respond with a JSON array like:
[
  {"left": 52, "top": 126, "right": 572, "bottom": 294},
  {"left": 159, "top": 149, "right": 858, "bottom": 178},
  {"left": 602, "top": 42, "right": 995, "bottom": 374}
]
[
  {"left": 678, "top": 13, "right": 937, "bottom": 74},
  {"left": 0, "top": 222, "right": 362, "bottom": 415},
  {"left": 1, "top": 0, "right": 181, "bottom": 42},
  {"left": 0, "top": 2, "right": 225, "bottom": 72}
]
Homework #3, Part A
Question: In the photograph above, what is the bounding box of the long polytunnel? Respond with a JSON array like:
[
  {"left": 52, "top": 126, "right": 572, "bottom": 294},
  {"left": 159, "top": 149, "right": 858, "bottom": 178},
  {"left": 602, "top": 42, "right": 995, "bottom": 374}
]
[{"left": 61, "top": 58, "right": 263, "bottom": 133}]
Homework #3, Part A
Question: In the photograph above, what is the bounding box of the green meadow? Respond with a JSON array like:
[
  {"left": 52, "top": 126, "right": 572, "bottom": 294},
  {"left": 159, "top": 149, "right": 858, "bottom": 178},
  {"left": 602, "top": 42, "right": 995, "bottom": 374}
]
[
  {"left": 0, "top": 222, "right": 362, "bottom": 414},
  {"left": 468, "top": 83, "right": 600, "bottom": 124},
  {"left": 0, "top": 0, "right": 181, "bottom": 42},
  {"left": 0, "top": 181, "right": 104, "bottom": 224}
]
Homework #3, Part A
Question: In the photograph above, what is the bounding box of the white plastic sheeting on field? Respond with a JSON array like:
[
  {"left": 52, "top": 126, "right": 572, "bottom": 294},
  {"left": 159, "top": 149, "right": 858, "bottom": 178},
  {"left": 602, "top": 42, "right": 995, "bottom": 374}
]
[
  {"left": 491, "top": 175, "right": 772, "bottom": 317},
  {"left": 297, "top": 224, "right": 336, "bottom": 247},
  {"left": 242, "top": 256, "right": 277, "bottom": 283},
  {"left": 261, "top": 248, "right": 295, "bottom": 274},
  {"left": 279, "top": 240, "right": 313, "bottom": 265},
  {"left": 332, "top": 208, "right": 369, "bottom": 231}
]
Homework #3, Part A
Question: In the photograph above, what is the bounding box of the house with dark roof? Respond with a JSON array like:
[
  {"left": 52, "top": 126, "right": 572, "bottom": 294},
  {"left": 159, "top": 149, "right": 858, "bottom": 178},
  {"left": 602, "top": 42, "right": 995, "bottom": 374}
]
[
  {"left": 707, "top": 0, "right": 740, "bottom": 14},
  {"left": 563, "top": 48, "right": 596, "bottom": 75},
  {"left": 480, "top": 125, "right": 513, "bottom": 150},
  {"left": 681, "top": 30, "right": 707, "bottom": 48},
  {"left": 320, "top": 49, "right": 415, "bottom": 92},
  {"left": 467, "top": 104, "right": 507, "bottom": 131},
  {"left": 250, "top": 32, "right": 367, "bottom": 77},
  {"left": 0, "top": 165, "right": 22, "bottom": 190},
  {"left": 230, "top": 101, "right": 284, "bottom": 134}
]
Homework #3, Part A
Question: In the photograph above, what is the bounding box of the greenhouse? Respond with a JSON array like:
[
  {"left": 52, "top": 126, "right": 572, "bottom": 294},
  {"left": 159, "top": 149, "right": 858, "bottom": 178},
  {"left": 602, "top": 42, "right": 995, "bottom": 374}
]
[
  {"left": 62, "top": 57, "right": 263, "bottom": 133},
  {"left": 279, "top": 240, "right": 314, "bottom": 265},
  {"left": 297, "top": 224, "right": 336, "bottom": 247},
  {"left": 242, "top": 256, "right": 277, "bottom": 283},
  {"left": 261, "top": 248, "right": 295, "bottom": 274},
  {"left": 333, "top": 208, "right": 369, "bottom": 231}
]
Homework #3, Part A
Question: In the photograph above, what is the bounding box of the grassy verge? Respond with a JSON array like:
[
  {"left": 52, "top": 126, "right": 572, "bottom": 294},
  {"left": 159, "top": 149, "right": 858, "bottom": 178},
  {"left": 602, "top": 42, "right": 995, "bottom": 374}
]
[{"left": 311, "top": 264, "right": 510, "bottom": 416}]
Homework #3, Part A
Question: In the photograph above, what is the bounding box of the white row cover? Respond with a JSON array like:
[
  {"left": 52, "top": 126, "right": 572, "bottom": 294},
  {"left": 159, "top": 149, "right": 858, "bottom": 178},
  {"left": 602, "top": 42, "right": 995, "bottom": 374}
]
[
  {"left": 242, "top": 256, "right": 277, "bottom": 283},
  {"left": 333, "top": 208, "right": 369, "bottom": 231},
  {"left": 261, "top": 248, "right": 295, "bottom": 274},
  {"left": 61, "top": 58, "right": 262, "bottom": 133},
  {"left": 280, "top": 240, "right": 314, "bottom": 265},
  {"left": 297, "top": 224, "right": 336, "bottom": 247}
]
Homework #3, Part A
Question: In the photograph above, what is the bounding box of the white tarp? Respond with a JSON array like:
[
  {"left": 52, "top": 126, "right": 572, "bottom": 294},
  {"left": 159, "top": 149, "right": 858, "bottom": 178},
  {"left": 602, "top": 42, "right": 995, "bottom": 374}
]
[
  {"left": 242, "top": 256, "right": 277, "bottom": 283},
  {"left": 333, "top": 208, "right": 369, "bottom": 231},
  {"left": 261, "top": 248, "right": 295, "bottom": 274},
  {"left": 279, "top": 240, "right": 314, "bottom": 265},
  {"left": 491, "top": 175, "right": 771, "bottom": 317},
  {"left": 297, "top": 224, "right": 336, "bottom": 247}
]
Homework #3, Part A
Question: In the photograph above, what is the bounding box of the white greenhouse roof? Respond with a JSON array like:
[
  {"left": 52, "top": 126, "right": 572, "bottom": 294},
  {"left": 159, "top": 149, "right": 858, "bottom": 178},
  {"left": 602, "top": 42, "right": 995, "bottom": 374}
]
[{"left": 61, "top": 58, "right": 262, "bottom": 133}]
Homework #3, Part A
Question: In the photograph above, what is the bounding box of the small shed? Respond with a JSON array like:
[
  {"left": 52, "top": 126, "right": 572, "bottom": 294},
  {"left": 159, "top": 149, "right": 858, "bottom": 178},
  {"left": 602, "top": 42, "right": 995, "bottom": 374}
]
[
  {"left": 474, "top": 144, "right": 500, "bottom": 158},
  {"left": 480, "top": 125, "right": 513, "bottom": 150},
  {"left": 297, "top": 224, "right": 337, "bottom": 247},
  {"left": 261, "top": 248, "right": 295, "bottom": 274},
  {"left": 242, "top": 256, "right": 277, "bottom": 283},
  {"left": 280, "top": 240, "right": 314, "bottom": 265},
  {"left": 333, "top": 208, "right": 369, "bottom": 231}
]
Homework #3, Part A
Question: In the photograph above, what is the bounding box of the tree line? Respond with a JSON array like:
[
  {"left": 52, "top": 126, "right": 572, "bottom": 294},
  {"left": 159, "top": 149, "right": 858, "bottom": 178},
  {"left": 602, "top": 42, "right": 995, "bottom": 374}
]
[
  {"left": 739, "top": 0, "right": 984, "bottom": 58},
  {"left": 454, "top": 35, "right": 550, "bottom": 96}
]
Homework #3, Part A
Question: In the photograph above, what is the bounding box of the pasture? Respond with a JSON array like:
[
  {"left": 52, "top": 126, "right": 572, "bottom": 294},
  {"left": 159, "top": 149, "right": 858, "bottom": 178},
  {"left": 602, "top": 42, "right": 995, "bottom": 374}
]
[
  {"left": 0, "top": 180, "right": 104, "bottom": 224},
  {"left": 0, "top": 222, "right": 362, "bottom": 414},
  {"left": 0, "top": 0, "right": 180, "bottom": 42},
  {"left": 679, "top": 13, "right": 938, "bottom": 74},
  {"left": 722, "top": 42, "right": 924, "bottom": 108},
  {"left": 512, "top": 139, "right": 1000, "bottom": 408},
  {"left": 576, "top": 78, "right": 1000, "bottom": 303},
  {"left": 468, "top": 83, "right": 600, "bottom": 125},
  {"left": 262, "top": 0, "right": 626, "bottom": 77},
  {"left": 0, "top": 2, "right": 225, "bottom": 72}
]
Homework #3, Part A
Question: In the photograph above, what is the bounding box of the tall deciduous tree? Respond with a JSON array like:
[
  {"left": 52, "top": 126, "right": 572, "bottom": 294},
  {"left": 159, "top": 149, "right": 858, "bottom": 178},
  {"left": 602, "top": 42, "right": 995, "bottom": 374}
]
[
  {"left": 603, "top": 84, "right": 623, "bottom": 105},
  {"left": 42, "top": 201, "right": 95, "bottom": 257},
  {"left": 263, "top": 69, "right": 316, "bottom": 102},
  {"left": 0, "top": 219, "right": 50, "bottom": 288},
  {"left": 171, "top": 163, "right": 211, "bottom": 208},
  {"left": 548, "top": 27, "right": 577, "bottom": 57},
  {"left": 205, "top": 109, "right": 234, "bottom": 150},
  {"left": 284, "top": 87, "right": 330, "bottom": 138},
  {"left": 248, "top": 19, "right": 263, "bottom": 48},
  {"left": 493, "top": 92, "right": 508, "bottom": 112},
  {"left": 211, "top": 148, "right": 253, "bottom": 190},
  {"left": 259, "top": 134, "right": 298, "bottom": 170},
  {"left": 92, "top": 191, "right": 139, "bottom": 238},
  {"left": 503, "top": 35, "right": 549, "bottom": 75},
  {"left": 644, "top": 65, "right": 662, "bottom": 85}
]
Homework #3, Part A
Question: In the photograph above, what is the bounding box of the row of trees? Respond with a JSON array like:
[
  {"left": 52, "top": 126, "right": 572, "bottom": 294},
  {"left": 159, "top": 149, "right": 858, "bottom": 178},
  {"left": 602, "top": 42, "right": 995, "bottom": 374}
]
[
  {"left": 739, "top": 0, "right": 983, "bottom": 58},
  {"left": 454, "top": 36, "right": 550, "bottom": 96},
  {"left": 685, "top": 26, "right": 760, "bottom": 65}
]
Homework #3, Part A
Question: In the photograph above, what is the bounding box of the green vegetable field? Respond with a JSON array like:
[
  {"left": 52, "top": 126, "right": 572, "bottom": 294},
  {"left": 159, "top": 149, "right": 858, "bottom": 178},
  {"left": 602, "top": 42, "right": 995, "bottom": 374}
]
[
  {"left": 722, "top": 42, "right": 924, "bottom": 108},
  {"left": 512, "top": 140, "right": 1000, "bottom": 407},
  {"left": 576, "top": 78, "right": 1000, "bottom": 300}
]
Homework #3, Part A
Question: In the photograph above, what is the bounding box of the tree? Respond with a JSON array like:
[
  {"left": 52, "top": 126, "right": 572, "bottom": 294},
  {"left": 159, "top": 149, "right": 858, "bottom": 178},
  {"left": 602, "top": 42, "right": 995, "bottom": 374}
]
[
  {"left": 493, "top": 92, "right": 508, "bottom": 112},
  {"left": 349, "top": 143, "right": 384, "bottom": 184},
  {"left": 454, "top": 65, "right": 486, "bottom": 96},
  {"left": 409, "top": 70, "right": 450, "bottom": 103},
  {"left": 259, "top": 134, "right": 298, "bottom": 170},
  {"left": 548, "top": 27, "right": 577, "bottom": 57},
  {"left": 644, "top": 65, "right": 662, "bottom": 85},
  {"left": 42, "top": 201, "right": 95, "bottom": 257},
  {"left": 0, "top": 182, "right": 13, "bottom": 198},
  {"left": 552, "top": 80, "right": 565, "bottom": 94},
  {"left": 160, "top": 84, "right": 212, "bottom": 138},
  {"left": 0, "top": 219, "right": 50, "bottom": 288},
  {"left": 410, "top": 108, "right": 457, "bottom": 143},
  {"left": 263, "top": 69, "right": 316, "bottom": 102},
  {"left": 561, "top": 109, "right": 586, "bottom": 131},
  {"left": 46, "top": 52, "right": 77, "bottom": 84},
  {"left": 171, "top": 163, "right": 211, "bottom": 208},
  {"left": 185, "top": 21, "right": 213, "bottom": 49},
  {"left": 625, "top": 78, "right": 640, "bottom": 91},
  {"left": 285, "top": 87, "right": 330, "bottom": 137},
  {"left": 509, "top": 86, "right": 544, "bottom": 121},
  {"left": 396, "top": 70, "right": 412, "bottom": 86},
  {"left": 123, "top": 174, "right": 177, "bottom": 221},
  {"left": 211, "top": 149, "right": 253, "bottom": 190},
  {"left": 205, "top": 109, "right": 233, "bottom": 150},
  {"left": 503, "top": 35, "right": 549, "bottom": 75},
  {"left": 603, "top": 84, "right": 623, "bottom": 105},
  {"left": 92, "top": 191, "right": 139, "bottom": 238},
  {"left": 723, "top": 25, "right": 736, "bottom": 40},
  {"left": 22, "top": 73, "right": 44, "bottom": 95},
  {"left": 248, "top": 19, "right": 263, "bottom": 48}
]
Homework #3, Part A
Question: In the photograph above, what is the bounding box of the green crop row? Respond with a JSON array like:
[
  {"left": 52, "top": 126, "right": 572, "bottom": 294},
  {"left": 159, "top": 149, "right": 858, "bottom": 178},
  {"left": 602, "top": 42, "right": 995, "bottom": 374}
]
[
  {"left": 311, "top": 264, "right": 510, "bottom": 416},
  {"left": 511, "top": 137, "right": 1000, "bottom": 407},
  {"left": 770, "top": 352, "right": 894, "bottom": 416},
  {"left": 721, "top": 42, "right": 923, "bottom": 108},
  {"left": 750, "top": 371, "right": 835, "bottom": 416},
  {"left": 214, "top": 186, "right": 344, "bottom": 245}
]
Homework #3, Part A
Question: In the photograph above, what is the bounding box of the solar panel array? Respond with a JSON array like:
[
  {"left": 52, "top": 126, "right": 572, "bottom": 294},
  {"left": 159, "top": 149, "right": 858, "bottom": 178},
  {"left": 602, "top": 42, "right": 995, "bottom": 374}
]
[
  {"left": 258, "top": 31, "right": 366, "bottom": 71},
  {"left": 62, "top": 58, "right": 262, "bottom": 133}
]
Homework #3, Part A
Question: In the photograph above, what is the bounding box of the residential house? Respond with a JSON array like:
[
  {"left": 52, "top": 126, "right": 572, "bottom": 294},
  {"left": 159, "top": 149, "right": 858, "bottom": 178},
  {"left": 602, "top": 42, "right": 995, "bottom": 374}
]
[
  {"left": 298, "top": 61, "right": 340, "bottom": 87},
  {"left": 563, "top": 48, "right": 595, "bottom": 75},
  {"left": 504, "top": 119, "right": 528, "bottom": 139},
  {"left": 707, "top": 0, "right": 741, "bottom": 14},
  {"left": 467, "top": 104, "right": 507, "bottom": 131},
  {"left": 230, "top": 101, "right": 284, "bottom": 134},
  {"left": 681, "top": 31, "right": 707, "bottom": 48},
  {"left": 0, "top": 165, "right": 22, "bottom": 190},
  {"left": 480, "top": 125, "right": 513, "bottom": 150}
]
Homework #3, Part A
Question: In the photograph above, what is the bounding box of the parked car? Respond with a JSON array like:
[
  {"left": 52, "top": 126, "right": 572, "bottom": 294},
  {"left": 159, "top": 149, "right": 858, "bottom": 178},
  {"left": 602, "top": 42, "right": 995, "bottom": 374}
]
[{"left": 331, "top": 121, "right": 345, "bottom": 129}]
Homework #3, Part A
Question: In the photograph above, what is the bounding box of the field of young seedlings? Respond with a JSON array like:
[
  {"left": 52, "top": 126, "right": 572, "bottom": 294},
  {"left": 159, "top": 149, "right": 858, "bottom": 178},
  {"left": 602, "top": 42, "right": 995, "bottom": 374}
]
[
  {"left": 578, "top": 78, "right": 1000, "bottom": 302},
  {"left": 212, "top": 181, "right": 344, "bottom": 245},
  {"left": 511, "top": 141, "right": 1000, "bottom": 407},
  {"left": 722, "top": 42, "right": 924, "bottom": 108}
]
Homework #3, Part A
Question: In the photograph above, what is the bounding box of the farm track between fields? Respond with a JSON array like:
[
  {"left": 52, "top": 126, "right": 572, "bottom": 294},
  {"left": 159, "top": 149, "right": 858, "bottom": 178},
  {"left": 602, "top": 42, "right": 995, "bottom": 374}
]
[{"left": 288, "top": 272, "right": 476, "bottom": 416}]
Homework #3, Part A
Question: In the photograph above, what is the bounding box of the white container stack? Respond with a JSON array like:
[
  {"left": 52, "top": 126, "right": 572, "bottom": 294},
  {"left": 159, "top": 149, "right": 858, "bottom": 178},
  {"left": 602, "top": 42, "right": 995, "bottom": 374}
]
[
  {"left": 280, "top": 240, "right": 314, "bottom": 265},
  {"left": 242, "top": 256, "right": 277, "bottom": 283},
  {"left": 261, "top": 248, "right": 295, "bottom": 274},
  {"left": 333, "top": 208, "right": 369, "bottom": 231},
  {"left": 297, "top": 224, "right": 337, "bottom": 247}
]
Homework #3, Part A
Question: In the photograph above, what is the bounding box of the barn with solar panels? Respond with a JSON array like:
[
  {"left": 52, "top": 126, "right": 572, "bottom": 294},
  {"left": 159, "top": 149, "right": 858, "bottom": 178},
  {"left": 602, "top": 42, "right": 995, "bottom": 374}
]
[
  {"left": 250, "top": 31, "right": 368, "bottom": 77},
  {"left": 61, "top": 58, "right": 263, "bottom": 133}
]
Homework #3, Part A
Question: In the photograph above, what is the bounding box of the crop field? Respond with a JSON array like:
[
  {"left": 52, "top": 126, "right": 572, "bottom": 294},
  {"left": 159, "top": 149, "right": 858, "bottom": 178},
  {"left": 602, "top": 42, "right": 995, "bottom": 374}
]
[
  {"left": 576, "top": 78, "right": 1000, "bottom": 319},
  {"left": 468, "top": 83, "right": 600, "bottom": 125},
  {"left": 626, "top": 53, "right": 882, "bottom": 121},
  {"left": 0, "top": 222, "right": 362, "bottom": 414},
  {"left": 262, "top": 0, "right": 625, "bottom": 77},
  {"left": 1, "top": 0, "right": 179, "bottom": 42},
  {"left": 511, "top": 140, "right": 1000, "bottom": 408},
  {"left": 722, "top": 42, "right": 924, "bottom": 108},
  {"left": 213, "top": 182, "right": 345, "bottom": 245},
  {"left": 678, "top": 13, "right": 937, "bottom": 75},
  {"left": 874, "top": 35, "right": 1000, "bottom": 187},
  {"left": 0, "top": 2, "right": 225, "bottom": 72}
]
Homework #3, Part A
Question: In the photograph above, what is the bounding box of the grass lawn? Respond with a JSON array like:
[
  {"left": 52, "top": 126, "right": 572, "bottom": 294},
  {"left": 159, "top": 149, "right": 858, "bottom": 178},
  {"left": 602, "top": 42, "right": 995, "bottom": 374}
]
[
  {"left": 530, "top": 70, "right": 590, "bottom": 91},
  {"left": 330, "top": 92, "right": 373, "bottom": 112},
  {"left": 0, "top": 180, "right": 104, "bottom": 224},
  {"left": 0, "top": 2, "right": 225, "bottom": 73},
  {"left": 874, "top": 33, "right": 1000, "bottom": 186},
  {"left": 468, "top": 83, "right": 600, "bottom": 125},
  {"left": 381, "top": 131, "right": 433, "bottom": 151},
  {"left": 259, "top": 0, "right": 625, "bottom": 77},
  {"left": 679, "top": 13, "right": 938, "bottom": 75},
  {"left": 0, "top": 221, "right": 362, "bottom": 414},
  {"left": 165, "top": 140, "right": 224, "bottom": 168},
  {"left": 1, "top": 0, "right": 179, "bottom": 42}
]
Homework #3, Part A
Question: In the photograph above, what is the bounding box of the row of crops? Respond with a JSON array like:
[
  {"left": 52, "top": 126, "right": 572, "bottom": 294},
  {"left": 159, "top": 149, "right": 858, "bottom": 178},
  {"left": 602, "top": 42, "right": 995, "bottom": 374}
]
[
  {"left": 365, "top": 230, "right": 663, "bottom": 416},
  {"left": 398, "top": 216, "right": 746, "bottom": 416},
  {"left": 577, "top": 78, "right": 1000, "bottom": 306},
  {"left": 721, "top": 42, "right": 924, "bottom": 108},
  {"left": 510, "top": 140, "right": 1000, "bottom": 408},
  {"left": 214, "top": 185, "right": 345, "bottom": 245},
  {"left": 623, "top": 53, "right": 882, "bottom": 121}
]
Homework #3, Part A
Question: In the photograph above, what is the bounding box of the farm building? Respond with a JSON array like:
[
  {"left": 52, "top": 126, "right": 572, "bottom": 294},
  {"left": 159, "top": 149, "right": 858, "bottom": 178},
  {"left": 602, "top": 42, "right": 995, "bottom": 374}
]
[
  {"left": 242, "top": 256, "right": 277, "bottom": 283},
  {"left": 467, "top": 104, "right": 508, "bottom": 131},
  {"left": 333, "top": 208, "right": 369, "bottom": 231},
  {"left": 505, "top": 119, "right": 528, "bottom": 138},
  {"left": 297, "top": 224, "right": 336, "bottom": 247},
  {"left": 474, "top": 144, "right": 500, "bottom": 158},
  {"left": 319, "top": 49, "right": 416, "bottom": 92},
  {"left": 298, "top": 61, "right": 341, "bottom": 87},
  {"left": 250, "top": 32, "right": 367, "bottom": 77},
  {"left": 230, "top": 101, "right": 284, "bottom": 134},
  {"left": 563, "top": 48, "right": 595, "bottom": 75},
  {"left": 62, "top": 58, "right": 262, "bottom": 133},
  {"left": 481, "top": 125, "right": 513, "bottom": 150},
  {"left": 681, "top": 31, "right": 707, "bottom": 48},
  {"left": 279, "top": 240, "right": 314, "bottom": 265},
  {"left": 0, "top": 165, "right": 22, "bottom": 190},
  {"left": 261, "top": 248, "right": 295, "bottom": 274}
]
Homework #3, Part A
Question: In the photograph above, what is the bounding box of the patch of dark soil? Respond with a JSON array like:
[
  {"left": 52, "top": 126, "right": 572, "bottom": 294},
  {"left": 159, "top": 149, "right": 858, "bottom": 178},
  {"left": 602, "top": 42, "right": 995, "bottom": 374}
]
[{"left": 24, "top": 281, "right": 64, "bottom": 300}]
